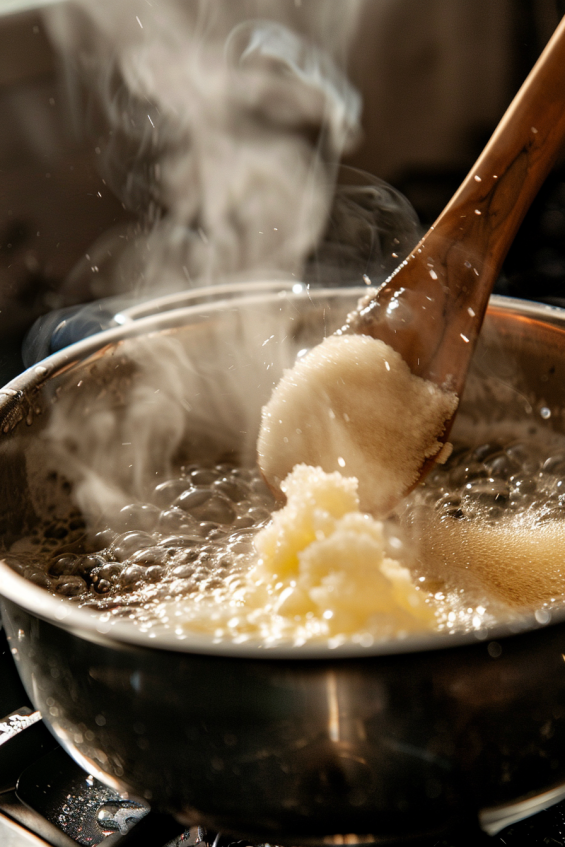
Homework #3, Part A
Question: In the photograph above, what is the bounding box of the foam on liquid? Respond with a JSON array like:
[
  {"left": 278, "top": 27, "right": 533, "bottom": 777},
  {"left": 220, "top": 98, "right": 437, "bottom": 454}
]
[
  {"left": 399, "top": 428, "right": 565, "bottom": 612},
  {"left": 8, "top": 463, "right": 276, "bottom": 629},
  {"left": 7, "top": 424, "right": 565, "bottom": 645}
]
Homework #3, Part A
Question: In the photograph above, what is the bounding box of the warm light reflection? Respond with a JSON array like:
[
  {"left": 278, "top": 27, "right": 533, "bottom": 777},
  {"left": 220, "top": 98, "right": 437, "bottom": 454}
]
[{"left": 327, "top": 671, "right": 340, "bottom": 743}]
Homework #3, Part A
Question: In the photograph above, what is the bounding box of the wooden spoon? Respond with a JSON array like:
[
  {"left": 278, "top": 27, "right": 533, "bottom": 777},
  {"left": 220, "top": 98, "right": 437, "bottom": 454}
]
[
  {"left": 345, "top": 15, "right": 565, "bottom": 406},
  {"left": 258, "top": 16, "right": 565, "bottom": 515}
]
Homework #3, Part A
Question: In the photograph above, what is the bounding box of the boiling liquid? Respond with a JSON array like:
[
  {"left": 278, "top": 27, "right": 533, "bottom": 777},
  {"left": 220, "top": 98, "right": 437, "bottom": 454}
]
[
  {"left": 399, "top": 432, "right": 565, "bottom": 612},
  {"left": 7, "top": 428, "right": 565, "bottom": 644},
  {"left": 7, "top": 463, "right": 276, "bottom": 629}
]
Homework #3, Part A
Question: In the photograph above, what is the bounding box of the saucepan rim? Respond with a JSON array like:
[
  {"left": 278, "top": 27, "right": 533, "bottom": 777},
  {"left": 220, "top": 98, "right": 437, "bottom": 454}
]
[{"left": 0, "top": 286, "right": 563, "bottom": 660}]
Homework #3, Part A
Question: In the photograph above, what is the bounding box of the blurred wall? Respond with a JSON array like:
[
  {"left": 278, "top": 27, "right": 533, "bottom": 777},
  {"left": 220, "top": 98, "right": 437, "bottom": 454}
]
[{"left": 348, "top": 0, "right": 561, "bottom": 183}]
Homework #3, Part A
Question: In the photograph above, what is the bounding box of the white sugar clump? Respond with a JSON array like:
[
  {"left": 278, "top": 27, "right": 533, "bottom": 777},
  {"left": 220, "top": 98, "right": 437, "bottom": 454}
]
[
  {"left": 171, "top": 464, "right": 437, "bottom": 645},
  {"left": 249, "top": 464, "right": 436, "bottom": 638},
  {"left": 257, "top": 334, "right": 458, "bottom": 516}
]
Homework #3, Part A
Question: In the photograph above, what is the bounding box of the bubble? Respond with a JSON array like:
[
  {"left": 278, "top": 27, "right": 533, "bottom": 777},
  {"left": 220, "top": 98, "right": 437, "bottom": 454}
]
[
  {"left": 77, "top": 554, "right": 107, "bottom": 578},
  {"left": 174, "top": 548, "right": 200, "bottom": 564},
  {"left": 153, "top": 478, "right": 190, "bottom": 506},
  {"left": 213, "top": 478, "right": 248, "bottom": 502},
  {"left": 92, "top": 528, "right": 119, "bottom": 550},
  {"left": 118, "top": 503, "right": 160, "bottom": 531},
  {"left": 196, "top": 521, "right": 221, "bottom": 537},
  {"left": 484, "top": 452, "right": 520, "bottom": 479},
  {"left": 145, "top": 565, "right": 166, "bottom": 582},
  {"left": 13, "top": 463, "right": 295, "bottom": 628},
  {"left": 506, "top": 441, "right": 541, "bottom": 471},
  {"left": 449, "top": 461, "right": 488, "bottom": 487},
  {"left": 437, "top": 492, "right": 462, "bottom": 509},
  {"left": 94, "top": 578, "right": 112, "bottom": 595},
  {"left": 56, "top": 575, "right": 87, "bottom": 597},
  {"left": 190, "top": 468, "right": 219, "bottom": 485},
  {"left": 463, "top": 478, "right": 509, "bottom": 506},
  {"left": 26, "top": 569, "right": 52, "bottom": 589},
  {"left": 472, "top": 442, "right": 503, "bottom": 463},
  {"left": 160, "top": 535, "right": 200, "bottom": 549},
  {"left": 158, "top": 507, "right": 194, "bottom": 533},
  {"left": 112, "top": 532, "right": 156, "bottom": 562},
  {"left": 49, "top": 555, "right": 81, "bottom": 577},
  {"left": 176, "top": 488, "right": 210, "bottom": 510},
  {"left": 509, "top": 473, "right": 537, "bottom": 496},
  {"left": 247, "top": 506, "right": 271, "bottom": 523},
  {"left": 171, "top": 565, "right": 195, "bottom": 578},
  {"left": 542, "top": 453, "right": 565, "bottom": 476},
  {"left": 121, "top": 565, "right": 146, "bottom": 587},
  {"left": 130, "top": 546, "right": 169, "bottom": 566},
  {"left": 89, "top": 563, "right": 124, "bottom": 594},
  {"left": 233, "top": 515, "right": 255, "bottom": 529},
  {"left": 444, "top": 507, "right": 465, "bottom": 520},
  {"left": 176, "top": 490, "right": 236, "bottom": 524},
  {"left": 208, "top": 527, "right": 229, "bottom": 540}
]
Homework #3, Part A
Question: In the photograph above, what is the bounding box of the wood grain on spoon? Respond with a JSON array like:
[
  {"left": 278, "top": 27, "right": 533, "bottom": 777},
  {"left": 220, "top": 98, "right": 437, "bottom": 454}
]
[{"left": 345, "top": 14, "right": 565, "bottom": 400}]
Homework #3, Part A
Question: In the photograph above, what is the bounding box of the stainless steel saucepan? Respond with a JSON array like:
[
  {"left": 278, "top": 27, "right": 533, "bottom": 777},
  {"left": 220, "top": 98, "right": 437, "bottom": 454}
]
[{"left": 1, "top": 284, "right": 565, "bottom": 845}]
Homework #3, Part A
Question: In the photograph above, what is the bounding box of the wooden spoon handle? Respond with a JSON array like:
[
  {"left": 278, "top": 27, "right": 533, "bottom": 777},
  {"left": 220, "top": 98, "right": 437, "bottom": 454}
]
[{"left": 349, "top": 15, "right": 565, "bottom": 395}]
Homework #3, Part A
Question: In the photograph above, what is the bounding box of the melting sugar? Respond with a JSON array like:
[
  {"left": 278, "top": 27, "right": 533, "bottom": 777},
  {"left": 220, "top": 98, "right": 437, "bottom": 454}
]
[{"left": 7, "top": 425, "right": 565, "bottom": 645}]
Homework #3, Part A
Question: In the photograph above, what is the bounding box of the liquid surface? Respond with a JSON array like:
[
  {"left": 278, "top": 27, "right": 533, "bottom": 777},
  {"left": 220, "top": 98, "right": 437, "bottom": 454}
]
[
  {"left": 8, "top": 463, "right": 276, "bottom": 628},
  {"left": 399, "top": 433, "right": 565, "bottom": 610},
  {"left": 6, "top": 429, "right": 565, "bottom": 645}
]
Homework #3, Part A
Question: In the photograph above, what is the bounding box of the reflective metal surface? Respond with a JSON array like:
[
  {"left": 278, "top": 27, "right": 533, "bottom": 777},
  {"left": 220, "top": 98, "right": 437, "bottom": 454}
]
[
  {"left": 1, "top": 290, "right": 565, "bottom": 843},
  {"left": 0, "top": 816, "right": 51, "bottom": 847}
]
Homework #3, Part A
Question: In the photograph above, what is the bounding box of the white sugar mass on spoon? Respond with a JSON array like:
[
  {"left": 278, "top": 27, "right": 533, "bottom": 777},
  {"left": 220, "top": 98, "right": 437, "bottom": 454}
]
[{"left": 257, "top": 334, "right": 458, "bottom": 516}]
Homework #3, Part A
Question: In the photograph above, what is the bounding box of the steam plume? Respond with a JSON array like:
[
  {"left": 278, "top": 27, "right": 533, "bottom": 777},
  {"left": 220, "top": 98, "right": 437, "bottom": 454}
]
[
  {"left": 44, "top": 0, "right": 363, "bottom": 296},
  {"left": 30, "top": 1, "right": 423, "bottom": 530}
]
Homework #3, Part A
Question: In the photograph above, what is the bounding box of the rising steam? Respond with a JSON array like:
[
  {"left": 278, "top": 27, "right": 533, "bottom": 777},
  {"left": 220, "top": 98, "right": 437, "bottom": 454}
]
[
  {"left": 38, "top": 288, "right": 330, "bottom": 524},
  {"left": 31, "top": 1, "right": 423, "bottom": 528},
  {"left": 44, "top": 0, "right": 364, "bottom": 296}
]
